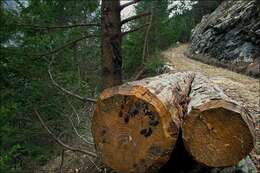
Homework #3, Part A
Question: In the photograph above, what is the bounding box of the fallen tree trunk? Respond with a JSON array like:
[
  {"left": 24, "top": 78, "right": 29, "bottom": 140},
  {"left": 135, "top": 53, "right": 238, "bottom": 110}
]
[
  {"left": 92, "top": 72, "right": 194, "bottom": 173},
  {"left": 92, "top": 72, "right": 254, "bottom": 172},
  {"left": 182, "top": 73, "right": 254, "bottom": 167}
]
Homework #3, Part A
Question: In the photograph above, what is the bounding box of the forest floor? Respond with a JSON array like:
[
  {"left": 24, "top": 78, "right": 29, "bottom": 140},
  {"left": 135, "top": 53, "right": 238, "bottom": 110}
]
[{"left": 162, "top": 43, "right": 259, "bottom": 170}]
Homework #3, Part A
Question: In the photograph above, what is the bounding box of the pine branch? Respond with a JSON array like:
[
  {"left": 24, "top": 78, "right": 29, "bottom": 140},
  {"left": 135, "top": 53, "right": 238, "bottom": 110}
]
[
  {"left": 34, "top": 109, "right": 97, "bottom": 157},
  {"left": 37, "top": 34, "right": 99, "bottom": 58},
  {"left": 120, "top": 0, "right": 142, "bottom": 10},
  {"left": 3, "top": 35, "right": 99, "bottom": 58},
  {"left": 12, "top": 23, "right": 100, "bottom": 31},
  {"left": 121, "top": 23, "right": 149, "bottom": 36},
  {"left": 121, "top": 12, "right": 151, "bottom": 25},
  {"left": 48, "top": 58, "right": 97, "bottom": 103}
]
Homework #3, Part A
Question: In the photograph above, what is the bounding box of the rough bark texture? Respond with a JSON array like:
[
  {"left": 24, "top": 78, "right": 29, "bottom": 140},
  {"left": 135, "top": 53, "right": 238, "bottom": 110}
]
[
  {"left": 92, "top": 72, "right": 194, "bottom": 173},
  {"left": 92, "top": 72, "right": 254, "bottom": 172},
  {"left": 101, "top": 0, "right": 122, "bottom": 89},
  {"left": 189, "top": 0, "right": 260, "bottom": 77},
  {"left": 183, "top": 73, "right": 255, "bottom": 167}
]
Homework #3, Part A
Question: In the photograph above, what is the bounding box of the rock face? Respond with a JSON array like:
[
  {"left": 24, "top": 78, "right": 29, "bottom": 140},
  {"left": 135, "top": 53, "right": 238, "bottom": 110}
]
[{"left": 189, "top": 0, "right": 260, "bottom": 77}]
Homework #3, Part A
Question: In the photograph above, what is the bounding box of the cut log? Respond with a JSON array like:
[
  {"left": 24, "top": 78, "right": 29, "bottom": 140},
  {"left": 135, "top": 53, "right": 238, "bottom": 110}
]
[
  {"left": 92, "top": 72, "right": 194, "bottom": 173},
  {"left": 92, "top": 72, "right": 254, "bottom": 172},
  {"left": 182, "top": 73, "right": 255, "bottom": 167}
]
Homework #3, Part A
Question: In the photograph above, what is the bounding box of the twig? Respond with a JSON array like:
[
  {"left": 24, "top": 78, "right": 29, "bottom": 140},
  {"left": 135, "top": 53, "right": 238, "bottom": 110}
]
[
  {"left": 133, "top": 67, "right": 145, "bottom": 81},
  {"left": 121, "top": 11, "right": 151, "bottom": 25},
  {"left": 120, "top": 0, "right": 142, "bottom": 10},
  {"left": 59, "top": 149, "right": 65, "bottom": 173},
  {"left": 65, "top": 98, "right": 94, "bottom": 145},
  {"left": 34, "top": 109, "right": 97, "bottom": 157},
  {"left": 142, "top": 6, "right": 153, "bottom": 64},
  {"left": 67, "top": 115, "right": 94, "bottom": 145},
  {"left": 66, "top": 97, "right": 81, "bottom": 124},
  {"left": 48, "top": 58, "right": 97, "bottom": 103},
  {"left": 121, "top": 23, "right": 149, "bottom": 36}
]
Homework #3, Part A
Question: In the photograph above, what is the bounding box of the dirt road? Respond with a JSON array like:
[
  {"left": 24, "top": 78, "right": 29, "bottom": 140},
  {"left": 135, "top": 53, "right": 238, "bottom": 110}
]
[{"left": 162, "top": 44, "right": 259, "bottom": 118}]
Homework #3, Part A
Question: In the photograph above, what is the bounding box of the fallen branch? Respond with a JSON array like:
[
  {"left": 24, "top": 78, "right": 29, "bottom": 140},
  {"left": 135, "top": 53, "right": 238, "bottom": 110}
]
[
  {"left": 34, "top": 109, "right": 97, "bottom": 157},
  {"left": 48, "top": 58, "right": 97, "bottom": 103},
  {"left": 121, "top": 11, "right": 151, "bottom": 25},
  {"left": 121, "top": 23, "right": 149, "bottom": 36}
]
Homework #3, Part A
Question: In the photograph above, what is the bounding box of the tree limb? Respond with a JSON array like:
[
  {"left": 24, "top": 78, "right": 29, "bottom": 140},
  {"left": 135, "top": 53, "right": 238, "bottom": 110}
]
[
  {"left": 121, "top": 23, "right": 149, "bottom": 36},
  {"left": 121, "top": 11, "right": 151, "bottom": 25},
  {"left": 34, "top": 109, "right": 97, "bottom": 157},
  {"left": 12, "top": 23, "right": 100, "bottom": 31},
  {"left": 142, "top": 4, "right": 153, "bottom": 64},
  {"left": 65, "top": 97, "right": 94, "bottom": 145},
  {"left": 48, "top": 58, "right": 97, "bottom": 103},
  {"left": 37, "top": 34, "right": 99, "bottom": 58},
  {"left": 59, "top": 149, "right": 65, "bottom": 173},
  {"left": 68, "top": 115, "right": 94, "bottom": 145},
  {"left": 120, "top": 0, "right": 142, "bottom": 10}
]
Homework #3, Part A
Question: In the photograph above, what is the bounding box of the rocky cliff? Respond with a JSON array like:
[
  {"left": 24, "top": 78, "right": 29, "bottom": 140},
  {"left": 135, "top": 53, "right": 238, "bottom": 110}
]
[{"left": 189, "top": 0, "right": 260, "bottom": 77}]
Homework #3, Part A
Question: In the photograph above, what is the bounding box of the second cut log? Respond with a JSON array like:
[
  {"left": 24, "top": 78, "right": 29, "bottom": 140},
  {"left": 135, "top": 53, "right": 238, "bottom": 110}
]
[{"left": 182, "top": 73, "right": 254, "bottom": 167}]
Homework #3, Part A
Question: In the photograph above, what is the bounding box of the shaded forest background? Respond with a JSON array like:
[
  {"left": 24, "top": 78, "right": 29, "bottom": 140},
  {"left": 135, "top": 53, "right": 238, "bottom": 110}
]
[{"left": 0, "top": 0, "right": 221, "bottom": 172}]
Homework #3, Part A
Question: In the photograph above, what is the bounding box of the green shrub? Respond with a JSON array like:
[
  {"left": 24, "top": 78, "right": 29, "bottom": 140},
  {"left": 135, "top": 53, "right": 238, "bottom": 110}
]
[{"left": 144, "top": 54, "right": 165, "bottom": 75}]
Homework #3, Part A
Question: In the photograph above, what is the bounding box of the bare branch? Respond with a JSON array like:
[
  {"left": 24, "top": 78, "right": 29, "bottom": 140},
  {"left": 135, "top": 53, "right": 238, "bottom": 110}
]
[
  {"left": 59, "top": 149, "right": 65, "bottom": 173},
  {"left": 66, "top": 98, "right": 94, "bottom": 145},
  {"left": 121, "top": 24, "right": 149, "bottom": 36},
  {"left": 12, "top": 23, "right": 100, "bottom": 31},
  {"left": 142, "top": 5, "right": 153, "bottom": 64},
  {"left": 34, "top": 109, "right": 97, "bottom": 157},
  {"left": 133, "top": 67, "right": 145, "bottom": 81},
  {"left": 68, "top": 115, "right": 94, "bottom": 145},
  {"left": 120, "top": 0, "right": 142, "bottom": 10},
  {"left": 37, "top": 34, "right": 99, "bottom": 58},
  {"left": 48, "top": 58, "right": 97, "bottom": 103},
  {"left": 121, "top": 12, "right": 151, "bottom": 25}
]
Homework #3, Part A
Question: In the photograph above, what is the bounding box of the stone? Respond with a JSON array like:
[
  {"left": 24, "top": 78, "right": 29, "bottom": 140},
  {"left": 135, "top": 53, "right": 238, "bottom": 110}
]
[{"left": 189, "top": 0, "right": 260, "bottom": 77}]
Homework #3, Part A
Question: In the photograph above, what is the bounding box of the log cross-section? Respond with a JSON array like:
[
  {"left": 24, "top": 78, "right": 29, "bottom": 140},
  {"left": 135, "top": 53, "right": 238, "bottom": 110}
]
[
  {"left": 92, "top": 73, "right": 195, "bottom": 173},
  {"left": 182, "top": 73, "right": 254, "bottom": 167}
]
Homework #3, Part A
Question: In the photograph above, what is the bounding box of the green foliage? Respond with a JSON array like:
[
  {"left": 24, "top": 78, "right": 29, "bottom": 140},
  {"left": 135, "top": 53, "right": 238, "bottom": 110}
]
[
  {"left": 1, "top": 0, "right": 100, "bottom": 171},
  {"left": 144, "top": 54, "right": 165, "bottom": 76}
]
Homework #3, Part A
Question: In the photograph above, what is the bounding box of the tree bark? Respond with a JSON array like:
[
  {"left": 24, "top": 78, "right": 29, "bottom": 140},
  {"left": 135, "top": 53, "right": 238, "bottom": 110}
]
[
  {"left": 92, "top": 72, "right": 195, "bottom": 173},
  {"left": 182, "top": 73, "right": 254, "bottom": 167},
  {"left": 101, "top": 0, "right": 122, "bottom": 89}
]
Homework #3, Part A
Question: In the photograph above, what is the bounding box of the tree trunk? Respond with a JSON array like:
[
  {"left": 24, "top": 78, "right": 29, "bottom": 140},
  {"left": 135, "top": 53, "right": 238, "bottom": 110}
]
[
  {"left": 182, "top": 73, "right": 254, "bottom": 167},
  {"left": 92, "top": 72, "right": 195, "bottom": 173},
  {"left": 92, "top": 72, "right": 254, "bottom": 172},
  {"left": 101, "top": 0, "right": 122, "bottom": 89}
]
